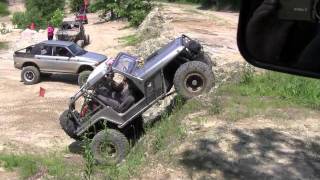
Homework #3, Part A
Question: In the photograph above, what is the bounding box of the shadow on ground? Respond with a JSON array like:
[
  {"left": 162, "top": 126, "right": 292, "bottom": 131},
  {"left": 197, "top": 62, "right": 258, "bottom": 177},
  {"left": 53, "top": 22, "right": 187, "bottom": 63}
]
[
  {"left": 42, "top": 74, "right": 78, "bottom": 85},
  {"left": 180, "top": 128, "right": 320, "bottom": 180}
]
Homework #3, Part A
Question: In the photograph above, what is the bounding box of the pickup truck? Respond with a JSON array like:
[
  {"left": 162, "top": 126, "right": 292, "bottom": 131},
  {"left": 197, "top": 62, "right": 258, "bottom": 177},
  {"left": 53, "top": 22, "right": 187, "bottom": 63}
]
[{"left": 14, "top": 40, "right": 107, "bottom": 86}]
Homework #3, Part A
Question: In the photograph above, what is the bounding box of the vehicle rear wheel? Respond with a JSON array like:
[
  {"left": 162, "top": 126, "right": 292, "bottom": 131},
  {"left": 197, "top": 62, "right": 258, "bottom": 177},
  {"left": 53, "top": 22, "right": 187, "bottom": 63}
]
[
  {"left": 91, "top": 129, "right": 129, "bottom": 165},
  {"left": 21, "top": 66, "right": 40, "bottom": 85},
  {"left": 78, "top": 70, "right": 92, "bottom": 87},
  {"left": 77, "top": 40, "right": 85, "bottom": 48},
  {"left": 59, "top": 110, "right": 81, "bottom": 140},
  {"left": 174, "top": 61, "right": 214, "bottom": 99}
]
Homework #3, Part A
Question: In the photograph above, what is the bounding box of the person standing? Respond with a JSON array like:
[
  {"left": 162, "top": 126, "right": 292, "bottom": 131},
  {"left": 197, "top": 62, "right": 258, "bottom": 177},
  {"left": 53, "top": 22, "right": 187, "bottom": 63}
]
[{"left": 47, "top": 24, "right": 54, "bottom": 40}]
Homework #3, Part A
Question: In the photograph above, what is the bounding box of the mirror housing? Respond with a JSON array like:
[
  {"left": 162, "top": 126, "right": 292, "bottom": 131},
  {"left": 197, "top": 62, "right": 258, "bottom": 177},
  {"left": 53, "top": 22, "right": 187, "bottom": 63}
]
[{"left": 238, "top": 0, "right": 320, "bottom": 79}]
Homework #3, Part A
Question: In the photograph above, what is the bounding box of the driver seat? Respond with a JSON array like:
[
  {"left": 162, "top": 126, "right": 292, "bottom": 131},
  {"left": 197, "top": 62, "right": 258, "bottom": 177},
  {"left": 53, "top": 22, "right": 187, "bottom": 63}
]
[{"left": 97, "top": 86, "right": 135, "bottom": 113}]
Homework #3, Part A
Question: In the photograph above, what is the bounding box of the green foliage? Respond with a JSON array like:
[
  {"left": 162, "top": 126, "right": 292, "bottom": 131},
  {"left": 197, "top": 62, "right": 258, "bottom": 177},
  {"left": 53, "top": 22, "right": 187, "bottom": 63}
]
[
  {"left": 0, "top": 1, "right": 9, "bottom": 17},
  {"left": 119, "top": 34, "right": 142, "bottom": 46},
  {"left": 0, "top": 153, "right": 80, "bottom": 179},
  {"left": 90, "top": 0, "right": 153, "bottom": 26},
  {"left": 12, "top": 0, "right": 65, "bottom": 29},
  {"left": 224, "top": 71, "right": 320, "bottom": 109},
  {"left": 12, "top": 9, "right": 45, "bottom": 29},
  {"left": 50, "top": 9, "right": 64, "bottom": 27},
  {"left": 83, "top": 135, "right": 95, "bottom": 180},
  {"left": 70, "top": 0, "right": 84, "bottom": 12},
  {"left": 25, "top": 0, "right": 65, "bottom": 17}
]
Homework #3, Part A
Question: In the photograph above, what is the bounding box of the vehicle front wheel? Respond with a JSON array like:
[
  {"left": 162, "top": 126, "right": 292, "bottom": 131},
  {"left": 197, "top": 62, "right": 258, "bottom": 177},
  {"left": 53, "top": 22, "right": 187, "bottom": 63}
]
[
  {"left": 78, "top": 71, "right": 91, "bottom": 87},
  {"left": 174, "top": 61, "right": 214, "bottom": 99},
  {"left": 91, "top": 129, "right": 129, "bottom": 165},
  {"left": 59, "top": 110, "right": 81, "bottom": 140},
  {"left": 21, "top": 66, "right": 40, "bottom": 85}
]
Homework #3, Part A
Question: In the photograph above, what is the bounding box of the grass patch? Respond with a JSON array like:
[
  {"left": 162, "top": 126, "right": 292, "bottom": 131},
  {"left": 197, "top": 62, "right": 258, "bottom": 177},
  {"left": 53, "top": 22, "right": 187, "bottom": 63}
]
[
  {"left": 0, "top": 2, "right": 9, "bottom": 17},
  {"left": 0, "top": 153, "right": 81, "bottom": 179},
  {"left": 210, "top": 68, "right": 320, "bottom": 121},
  {"left": 228, "top": 72, "right": 320, "bottom": 109},
  {"left": 119, "top": 35, "right": 142, "bottom": 46},
  {"left": 0, "top": 41, "right": 8, "bottom": 50}
]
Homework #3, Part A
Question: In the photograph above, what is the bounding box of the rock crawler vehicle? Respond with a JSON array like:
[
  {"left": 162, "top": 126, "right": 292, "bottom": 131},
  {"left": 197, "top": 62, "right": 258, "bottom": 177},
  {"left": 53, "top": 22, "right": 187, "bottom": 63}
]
[
  {"left": 56, "top": 21, "right": 90, "bottom": 48},
  {"left": 60, "top": 35, "right": 214, "bottom": 165}
]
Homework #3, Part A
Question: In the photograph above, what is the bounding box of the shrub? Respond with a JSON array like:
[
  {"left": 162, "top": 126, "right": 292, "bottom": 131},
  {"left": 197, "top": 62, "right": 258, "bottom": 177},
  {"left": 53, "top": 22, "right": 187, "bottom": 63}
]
[
  {"left": 12, "top": 9, "right": 45, "bottom": 29},
  {"left": 12, "top": 0, "right": 65, "bottom": 29},
  {"left": 70, "top": 0, "right": 83, "bottom": 12},
  {"left": 0, "top": 1, "right": 9, "bottom": 17},
  {"left": 25, "top": 0, "right": 65, "bottom": 18},
  {"left": 90, "top": 0, "right": 153, "bottom": 26},
  {"left": 50, "top": 9, "right": 64, "bottom": 27}
]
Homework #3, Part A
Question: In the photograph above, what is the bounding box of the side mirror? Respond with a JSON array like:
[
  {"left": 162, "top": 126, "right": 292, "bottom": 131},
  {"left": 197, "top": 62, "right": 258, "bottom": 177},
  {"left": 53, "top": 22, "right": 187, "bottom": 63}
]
[{"left": 238, "top": 0, "right": 320, "bottom": 79}]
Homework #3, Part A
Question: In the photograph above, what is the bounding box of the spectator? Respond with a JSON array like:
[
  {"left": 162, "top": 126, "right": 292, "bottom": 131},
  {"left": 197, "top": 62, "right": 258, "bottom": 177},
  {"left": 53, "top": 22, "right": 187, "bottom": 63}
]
[{"left": 47, "top": 24, "right": 55, "bottom": 40}]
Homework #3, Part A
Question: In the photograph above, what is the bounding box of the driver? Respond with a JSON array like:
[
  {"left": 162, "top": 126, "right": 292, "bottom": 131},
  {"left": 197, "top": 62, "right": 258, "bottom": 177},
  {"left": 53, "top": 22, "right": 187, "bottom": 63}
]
[{"left": 96, "top": 61, "right": 135, "bottom": 112}]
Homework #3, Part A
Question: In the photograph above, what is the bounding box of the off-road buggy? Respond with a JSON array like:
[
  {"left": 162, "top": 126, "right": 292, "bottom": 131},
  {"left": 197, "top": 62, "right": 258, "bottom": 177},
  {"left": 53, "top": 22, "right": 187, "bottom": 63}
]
[
  {"left": 56, "top": 21, "right": 90, "bottom": 48},
  {"left": 75, "top": 7, "right": 89, "bottom": 24},
  {"left": 60, "top": 35, "right": 214, "bottom": 165}
]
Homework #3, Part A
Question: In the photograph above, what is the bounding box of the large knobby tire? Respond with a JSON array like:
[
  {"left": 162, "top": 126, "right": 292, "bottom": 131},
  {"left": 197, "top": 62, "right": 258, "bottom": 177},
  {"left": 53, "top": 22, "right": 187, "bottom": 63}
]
[
  {"left": 21, "top": 66, "right": 40, "bottom": 85},
  {"left": 59, "top": 110, "right": 81, "bottom": 140},
  {"left": 91, "top": 129, "right": 129, "bottom": 165},
  {"left": 78, "top": 71, "right": 92, "bottom": 87},
  {"left": 174, "top": 61, "right": 214, "bottom": 99}
]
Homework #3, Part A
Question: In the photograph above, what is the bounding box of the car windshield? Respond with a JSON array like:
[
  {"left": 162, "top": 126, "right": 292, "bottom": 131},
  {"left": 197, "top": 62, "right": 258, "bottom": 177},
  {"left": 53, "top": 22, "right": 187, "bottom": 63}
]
[
  {"left": 113, "top": 54, "right": 137, "bottom": 74},
  {"left": 68, "top": 44, "right": 86, "bottom": 56}
]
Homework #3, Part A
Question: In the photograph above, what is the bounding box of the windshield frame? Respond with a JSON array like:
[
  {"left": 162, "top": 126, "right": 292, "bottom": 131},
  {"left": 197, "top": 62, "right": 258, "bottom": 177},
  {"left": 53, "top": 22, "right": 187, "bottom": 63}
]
[
  {"left": 68, "top": 43, "right": 86, "bottom": 56},
  {"left": 112, "top": 53, "right": 138, "bottom": 75}
]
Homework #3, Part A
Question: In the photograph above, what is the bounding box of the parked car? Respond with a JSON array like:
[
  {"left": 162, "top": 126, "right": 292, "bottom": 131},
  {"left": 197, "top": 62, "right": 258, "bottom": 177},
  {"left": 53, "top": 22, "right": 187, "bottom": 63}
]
[
  {"left": 14, "top": 40, "right": 107, "bottom": 86},
  {"left": 60, "top": 35, "right": 214, "bottom": 165},
  {"left": 56, "top": 21, "right": 90, "bottom": 48}
]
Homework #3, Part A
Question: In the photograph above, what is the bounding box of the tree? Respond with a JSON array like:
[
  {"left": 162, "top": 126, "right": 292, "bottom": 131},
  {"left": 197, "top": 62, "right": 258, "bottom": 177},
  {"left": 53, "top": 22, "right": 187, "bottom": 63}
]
[
  {"left": 70, "top": 0, "right": 84, "bottom": 12},
  {"left": 12, "top": 0, "right": 65, "bottom": 29},
  {"left": 90, "top": 0, "right": 153, "bottom": 26},
  {"left": 25, "top": 0, "right": 65, "bottom": 18}
]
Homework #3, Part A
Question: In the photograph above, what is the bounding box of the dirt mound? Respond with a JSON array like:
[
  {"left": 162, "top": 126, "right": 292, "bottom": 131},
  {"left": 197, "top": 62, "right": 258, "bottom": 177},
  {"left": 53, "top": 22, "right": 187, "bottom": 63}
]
[
  {"left": 14, "top": 29, "right": 47, "bottom": 50},
  {"left": 137, "top": 7, "right": 168, "bottom": 41},
  {"left": 133, "top": 7, "right": 174, "bottom": 59}
]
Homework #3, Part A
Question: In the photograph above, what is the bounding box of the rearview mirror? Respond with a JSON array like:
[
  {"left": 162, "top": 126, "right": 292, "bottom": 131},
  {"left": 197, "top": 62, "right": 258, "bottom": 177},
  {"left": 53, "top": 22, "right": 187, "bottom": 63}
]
[{"left": 238, "top": 0, "right": 320, "bottom": 79}]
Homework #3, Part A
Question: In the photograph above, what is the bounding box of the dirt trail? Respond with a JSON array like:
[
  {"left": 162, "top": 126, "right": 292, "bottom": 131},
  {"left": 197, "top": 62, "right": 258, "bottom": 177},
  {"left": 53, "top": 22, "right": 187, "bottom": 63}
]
[
  {"left": 0, "top": 13, "right": 134, "bottom": 154},
  {"left": 165, "top": 3, "right": 241, "bottom": 65}
]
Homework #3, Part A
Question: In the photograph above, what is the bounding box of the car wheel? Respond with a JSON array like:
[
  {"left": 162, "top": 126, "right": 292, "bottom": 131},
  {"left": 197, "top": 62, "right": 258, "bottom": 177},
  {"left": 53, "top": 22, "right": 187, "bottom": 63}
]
[
  {"left": 91, "top": 129, "right": 129, "bottom": 165},
  {"left": 21, "top": 66, "right": 40, "bottom": 85},
  {"left": 77, "top": 40, "right": 85, "bottom": 48},
  {"left": 59, "top": 110, "right": 81, "bottom": 140},
  {"left": 174, "top": 61, "right": 214, "bottom": 99},
  {"left": 78, "top": 70, "right": 92, "bottom": 87}
]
